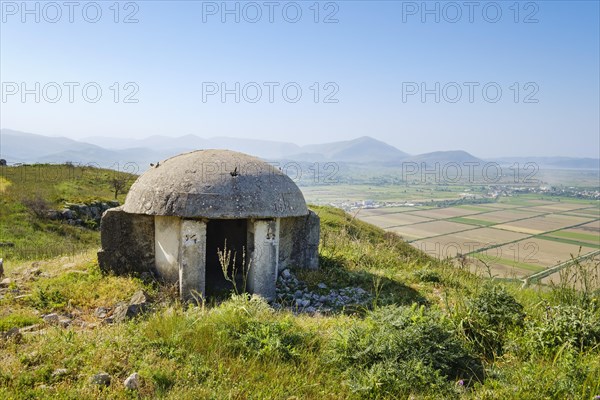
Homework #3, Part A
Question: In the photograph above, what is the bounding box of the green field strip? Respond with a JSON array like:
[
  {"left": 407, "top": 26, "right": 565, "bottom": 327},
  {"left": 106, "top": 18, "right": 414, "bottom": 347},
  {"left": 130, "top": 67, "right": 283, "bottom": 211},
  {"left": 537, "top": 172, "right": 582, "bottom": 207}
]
[
  {"left": 447, "top": 217, "right": 496, "bottom": 226},
  {"left": 546, "top": 230, "right": 600, "bottom": 243},
  {"left": 472, "top": 254, "right": 545, "bottom": 273},
  {"left": 537, "top": 235, "right": 600, "bottom": 249}
]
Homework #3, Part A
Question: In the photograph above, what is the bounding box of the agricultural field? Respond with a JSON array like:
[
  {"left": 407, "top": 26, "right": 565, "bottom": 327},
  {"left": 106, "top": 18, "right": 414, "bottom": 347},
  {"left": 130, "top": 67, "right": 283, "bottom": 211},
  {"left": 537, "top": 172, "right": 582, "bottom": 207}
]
[
  {"left": 300, "top": 184, "right": 488, "bottom": 204},
  {"left": 345, "top": 190, "right": 600, "bottom": 283},
  {"left": 358, "top": 213, "right": 432, "bottom": 229}
]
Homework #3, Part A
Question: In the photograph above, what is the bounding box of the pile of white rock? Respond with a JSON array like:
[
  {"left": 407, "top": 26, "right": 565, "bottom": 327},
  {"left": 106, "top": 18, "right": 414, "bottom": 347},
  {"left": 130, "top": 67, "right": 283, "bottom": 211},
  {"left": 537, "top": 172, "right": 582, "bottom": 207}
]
[{"left": 275, "top": 268, "right": 372, "bottom": 313}]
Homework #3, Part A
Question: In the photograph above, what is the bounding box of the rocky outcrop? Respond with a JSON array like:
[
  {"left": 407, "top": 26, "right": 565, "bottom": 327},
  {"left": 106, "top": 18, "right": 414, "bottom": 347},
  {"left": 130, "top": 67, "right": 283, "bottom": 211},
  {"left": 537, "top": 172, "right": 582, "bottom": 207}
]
[
  {"left": 47, "top": 201, "right": 120, "bottom": 229},
  {"left": 94, "top": 290, "right": 152, "bottom": 323}
]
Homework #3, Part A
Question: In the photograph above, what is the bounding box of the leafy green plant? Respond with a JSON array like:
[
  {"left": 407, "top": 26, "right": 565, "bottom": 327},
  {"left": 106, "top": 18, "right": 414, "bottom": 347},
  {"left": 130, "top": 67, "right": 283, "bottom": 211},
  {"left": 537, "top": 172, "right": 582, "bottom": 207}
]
[
  {"left": 523, "top": 304, "right": 600, "bottom": 355},
  {"left": 456, "top": 284, "right": 524, "bottom": 359},
  {"left": 329, "top": 304, "right": 482, "bottom": 397},
  {"left": 214, "top": 295, "right": 313, "bottom": 361},
  {"left": 28, "top": 287, "right": 67, "bottom": 311},
  {"left": 414, "top": 268, "right": 441, "bottom": 283}
]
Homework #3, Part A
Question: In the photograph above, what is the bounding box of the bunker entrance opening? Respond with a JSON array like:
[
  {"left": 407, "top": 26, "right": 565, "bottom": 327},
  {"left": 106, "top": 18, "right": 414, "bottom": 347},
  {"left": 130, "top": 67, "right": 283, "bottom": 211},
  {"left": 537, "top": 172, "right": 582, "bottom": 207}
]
[{"left": 205, "top": 219, "right": 248, "bottom": 296}]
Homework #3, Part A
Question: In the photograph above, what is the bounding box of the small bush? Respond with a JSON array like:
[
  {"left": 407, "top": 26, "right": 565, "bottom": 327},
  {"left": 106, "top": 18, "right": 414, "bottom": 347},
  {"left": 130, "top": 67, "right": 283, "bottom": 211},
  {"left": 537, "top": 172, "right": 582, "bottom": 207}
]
[
  {"left": 457, "top": 285, "right": 524, "bottom": 359},
  {"left": 347, "top": 358, "right": 451, "bottom": 397},
  {"left": 329, "top": 304, "right": 482, "bottom": 397},
  {"left": 227, "top": 318, "right": 307, "bottom": 361},
  {"left": 21, "top": 194, "right": 51, "bottom": 220},
  {"left": 213, "top": 295, "right": 313, "bottom": 361},
  {"left": 523, "top": 304, "right": 600, "bottom": 355},
  {"left": 28, "top": 287, "right": 67, "bottom": 312},
  {"left": 414, "top": 268, "right": 441, "bottom": 283}
]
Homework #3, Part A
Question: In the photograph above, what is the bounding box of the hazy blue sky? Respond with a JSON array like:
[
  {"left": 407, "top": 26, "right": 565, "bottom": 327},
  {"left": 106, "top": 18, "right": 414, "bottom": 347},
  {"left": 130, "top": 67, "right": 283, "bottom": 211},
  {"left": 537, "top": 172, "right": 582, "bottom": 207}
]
[{"left": 1, "top": 0, "right": 599, "bottom": 157}]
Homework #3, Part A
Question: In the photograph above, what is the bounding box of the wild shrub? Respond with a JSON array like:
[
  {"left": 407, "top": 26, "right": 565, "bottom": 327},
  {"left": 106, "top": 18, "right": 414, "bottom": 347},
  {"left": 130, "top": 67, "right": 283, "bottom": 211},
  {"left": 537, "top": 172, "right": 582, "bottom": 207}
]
[
  {"left": 28, "top": 287, "right": 67, "bottom": 312},
  {"left": 523, "top": 304, "right": 600, "bottom": 355},
  {"left": 212, "top": 295, "right": 314, "bottom": 362},
  {"left": 329, "top": 304, "right": 482, "bottom": 397},
  {"left": 21, "top": 194, "right": 51, "bottom": 220},
  {"left": 414, "top": 268, "right": 441, "bottom": 283},
  {"left": 225, "top": 317, "right": 307, "bottom": 361},
  {"left": 457, "top": 284, "right": 525, "bottom": 359},
  {"left": 346, "top": 358, "right": 451, "bottom": 397}
]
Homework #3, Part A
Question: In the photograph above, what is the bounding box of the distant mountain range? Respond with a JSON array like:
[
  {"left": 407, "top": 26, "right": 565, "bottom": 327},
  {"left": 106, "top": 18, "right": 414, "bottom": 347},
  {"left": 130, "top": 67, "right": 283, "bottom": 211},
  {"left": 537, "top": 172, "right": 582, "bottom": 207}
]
[{"left": 0, "top": 129, "right": 598, "bottom": 171}]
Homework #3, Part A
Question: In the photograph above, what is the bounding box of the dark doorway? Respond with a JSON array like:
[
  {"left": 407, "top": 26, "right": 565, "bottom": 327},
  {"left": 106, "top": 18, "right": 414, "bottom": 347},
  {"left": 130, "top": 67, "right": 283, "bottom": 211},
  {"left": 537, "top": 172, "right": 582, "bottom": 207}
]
[{"left": 205, "top": 219, "right": 248, "bottom": 297}]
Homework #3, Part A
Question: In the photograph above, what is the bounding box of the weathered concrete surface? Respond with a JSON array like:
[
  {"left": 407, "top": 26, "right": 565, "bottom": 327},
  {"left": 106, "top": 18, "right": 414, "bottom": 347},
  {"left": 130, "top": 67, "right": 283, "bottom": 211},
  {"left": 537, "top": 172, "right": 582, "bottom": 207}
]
[
  {"left": 247, "top": 219, "right": 279, "bottom": 301},
  {"left": 99, "top": 150, "right": 320, "bottom": 301},
  {"left": 97, "top": 207, "right": 155, "bottom": 275},
  {"left": 154, "top": 216, "right": 181, "bottom": 284},
  {"left": 122, "top": 150, "right": 309, "bottom": 219},
  {"left": 179, "top": 219, "right": 207, "bottom": 302},
  {"left": 279, "top": 210, "right": 320, "bottom": 270}
]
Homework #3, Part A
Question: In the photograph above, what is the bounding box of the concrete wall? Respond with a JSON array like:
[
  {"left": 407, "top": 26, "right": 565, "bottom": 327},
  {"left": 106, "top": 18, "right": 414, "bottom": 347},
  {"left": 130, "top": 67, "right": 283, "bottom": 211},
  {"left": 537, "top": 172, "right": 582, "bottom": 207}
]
[
  {"left": 279, "top": 210, "right": 320, "bottom": 270},
  {"left": 179, "top": 219, "right": 207, "bottom": 302},
  {"left": 98, "top": 207, "right": 155, "bottom": 275},
  {"left": 98, "top": 207, "right": 319, "bottom": 301},
  {"left": 247, "top": 219, "right": 279, "bottom": 301},
  {"left": 154, "top": 216, "right": 181, "bottom": 284}
]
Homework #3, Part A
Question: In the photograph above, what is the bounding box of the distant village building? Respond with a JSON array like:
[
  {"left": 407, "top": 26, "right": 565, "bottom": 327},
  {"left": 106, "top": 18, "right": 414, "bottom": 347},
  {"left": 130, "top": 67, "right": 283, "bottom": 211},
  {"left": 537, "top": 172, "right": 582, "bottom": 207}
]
[{"left": 98, "top": 150, "right": 320, "bottom": 301}]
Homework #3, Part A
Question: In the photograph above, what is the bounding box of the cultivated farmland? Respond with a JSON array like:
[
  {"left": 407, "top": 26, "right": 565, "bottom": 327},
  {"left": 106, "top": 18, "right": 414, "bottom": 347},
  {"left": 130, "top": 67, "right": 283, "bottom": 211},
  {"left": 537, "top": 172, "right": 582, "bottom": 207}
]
[{"left": 351, "top": 195, "right": 600, "bottom": 283}]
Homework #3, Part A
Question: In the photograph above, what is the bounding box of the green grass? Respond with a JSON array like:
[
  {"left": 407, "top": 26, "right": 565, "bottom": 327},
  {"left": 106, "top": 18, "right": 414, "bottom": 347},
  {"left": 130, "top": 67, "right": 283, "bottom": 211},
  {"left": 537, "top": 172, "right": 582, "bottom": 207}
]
[
  {"left": 0, "top": 312, "right": 41, "bottom": 332},
  {"left": 0, "top": 164, "right": 136, "bottom": 263},
  {"left": 447, "top": 217, "right": 496, "bottom": 226},
  {"left": 0, "top": 206, "right": 598, "bottom": 398},
  {"left": 0, "top": 166, "right": 599, "bottom": 398}
]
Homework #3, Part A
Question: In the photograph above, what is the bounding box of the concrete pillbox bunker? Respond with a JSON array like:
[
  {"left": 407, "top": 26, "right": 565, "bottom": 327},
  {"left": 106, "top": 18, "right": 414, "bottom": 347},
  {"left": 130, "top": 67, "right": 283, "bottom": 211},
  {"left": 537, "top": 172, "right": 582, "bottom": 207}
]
[{"left": 97, "top": 150, "right": 319, "bottom": 301}]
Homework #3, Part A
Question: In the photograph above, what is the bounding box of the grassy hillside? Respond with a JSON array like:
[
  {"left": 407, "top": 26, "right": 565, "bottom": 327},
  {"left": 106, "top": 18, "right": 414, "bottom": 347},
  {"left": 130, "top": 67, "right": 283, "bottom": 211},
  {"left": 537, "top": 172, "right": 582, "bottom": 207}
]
[
  {"left": 0, "top": 166, "right": 599, "bottom": 399},
  {"left": 0, "top": 164, "right": 136, "bottom": 262}
]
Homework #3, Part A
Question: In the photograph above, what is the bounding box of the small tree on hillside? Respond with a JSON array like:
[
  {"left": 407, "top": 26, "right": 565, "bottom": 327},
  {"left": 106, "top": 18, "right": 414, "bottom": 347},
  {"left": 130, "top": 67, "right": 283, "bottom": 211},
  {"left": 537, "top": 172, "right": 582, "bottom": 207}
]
[
  {"left": 22, "top": 194, "right": 50, "bottom": 219},
  {"left": 109, "top": 177, "right": 127, "bottom": 199}
]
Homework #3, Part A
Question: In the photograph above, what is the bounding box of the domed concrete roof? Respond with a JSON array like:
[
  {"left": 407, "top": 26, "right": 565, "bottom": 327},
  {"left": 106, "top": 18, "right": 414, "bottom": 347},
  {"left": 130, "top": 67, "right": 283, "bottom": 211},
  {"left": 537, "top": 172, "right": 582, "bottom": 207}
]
[{"left": 122, "top": 150, "right": 308, "bottom": 218}]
